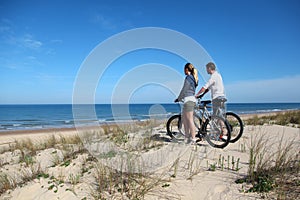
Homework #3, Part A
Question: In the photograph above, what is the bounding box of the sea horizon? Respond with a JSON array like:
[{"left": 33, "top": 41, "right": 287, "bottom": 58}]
[
  {"left": 1, "top": 103, "right": 300, "bottom": 132},
  {"left": 1, "top": 102, "right": 300, "bottom": 105}
]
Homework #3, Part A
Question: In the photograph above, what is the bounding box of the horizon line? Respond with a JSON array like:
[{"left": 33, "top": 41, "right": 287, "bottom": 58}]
[{"left": 1, "top": 102, "right": 300, "bottom": 105}]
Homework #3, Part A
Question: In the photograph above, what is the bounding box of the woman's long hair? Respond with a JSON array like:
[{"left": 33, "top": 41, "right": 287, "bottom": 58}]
[{"left": 185, "top": 63, "right": 199, "bottom": 87}]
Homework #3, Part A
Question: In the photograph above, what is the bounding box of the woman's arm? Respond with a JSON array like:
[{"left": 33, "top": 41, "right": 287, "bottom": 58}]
[{"left": 176, "top": 77, "right": 189, "bottom": 102}]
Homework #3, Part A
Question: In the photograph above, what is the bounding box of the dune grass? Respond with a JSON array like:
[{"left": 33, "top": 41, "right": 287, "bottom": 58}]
[
  {"left": 236, "top": 128, "right": 299, "bottom": 199},
  {"left": 0, "top": 121, "right": 169, "bottom": 199},
  {"left": 245, "top": 110, "right": 300, "bottom": 126}
]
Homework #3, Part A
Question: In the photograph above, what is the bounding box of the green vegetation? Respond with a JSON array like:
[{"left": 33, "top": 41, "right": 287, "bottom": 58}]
[
  {"left": 236, "top": 132, "right": 300, "bottom": 199},
  {"left": 245, "top": 110, "right": 300, "bottom": 126},
  {"left": 207, "top": 154, "right": 241, "bottom": 172}
]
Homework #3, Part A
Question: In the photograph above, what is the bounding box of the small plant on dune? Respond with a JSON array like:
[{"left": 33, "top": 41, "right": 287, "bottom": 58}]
[
  {"left": 22, "top": 154, "right": 35, "bottom": 167},
  {"left": 209, "top": 154, "right": 241, "bottom": 172},
  {"left": 170, "top": 157, "right": 180, "bottom": 178},
  {"left": 134, "top": 131, "right": 164, "bottom": 152},
  {"left": 0, "top": 172, "right": 16, "bottom": 194},
  {"left": 68, "top": 173, "right": 81, "bottom": 185},
  {"left": 239, "top": 141, "right": 247, "bottom": 153},
  {"left": 98, "top": 150, "right": 117, "bottom": 159},
  {"left": 47, "top": 175, "right": 64, "bottom": 194},
  {"left": 37, "top": 173, "right": 50, "bottom": 179},
  {"left": 246, "top": 115, "right": 263, "bottom": 125},
  {"left": 15, "top": 138, "right": 39, "bottom": 155},
  {"left": 47, "top": 134, "right": 57, "bottom": 148},
  {"left": 208, "top": 163, "right": 216, "bottom": 171},
  {"left": 0, "top": 162, "right": 46, "bottom": 195},
  {"left": 236, "top": 131, "right": 300, "bottom": 198},
  {"left": 111, "top": 130, "right": 129, "bottom": 146},
  {"left": 186, "top": 150, "right": 203, "bottom": 180},
  {"left": 64, "top": 134, "right": 83, "bottom": 146},
  {"left": 51, "top": 152, "right": 62, "bottom": 167},
  {"left": 236, "top": 158, "right": 240, "bottom": 171},
  {"left": 92, "top": 156, "right": 166, "bottom": 199},
  {"left": 61, "top": 159, "right": 71, "bottom": 167}
]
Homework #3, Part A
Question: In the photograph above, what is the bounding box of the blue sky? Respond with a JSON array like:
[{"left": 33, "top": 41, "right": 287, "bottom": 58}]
[{"left": 0, "top": 0, "right": 300, "bottom": 104}]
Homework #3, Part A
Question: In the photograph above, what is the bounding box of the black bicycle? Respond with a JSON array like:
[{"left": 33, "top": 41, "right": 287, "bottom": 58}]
[{"left": 166, "top": 98, "right": 232, "bottom": 149}]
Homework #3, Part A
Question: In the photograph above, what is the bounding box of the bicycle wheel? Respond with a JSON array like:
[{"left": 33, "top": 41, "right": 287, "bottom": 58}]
[
  {"left": 166, "top": 114, "right": 202, "bottom": 140},
  {"left": 226, "top": 112, "right": 244, "bottom": 143},
  {"left": 166, "top": 115, "right": 185, "bottom": 140},
  {"left": 202, "top": 115, "right": 231, "bottom": 148}
]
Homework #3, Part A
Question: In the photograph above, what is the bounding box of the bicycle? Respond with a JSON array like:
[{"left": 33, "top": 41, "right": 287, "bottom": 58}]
[{"left": 166, "top": 97, "right": 232, "bottom": 149}]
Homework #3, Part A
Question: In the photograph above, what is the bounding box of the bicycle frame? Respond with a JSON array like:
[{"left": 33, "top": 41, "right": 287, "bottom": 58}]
[{"left": 194, "top": 101, "right": 212, "bottom": 122}]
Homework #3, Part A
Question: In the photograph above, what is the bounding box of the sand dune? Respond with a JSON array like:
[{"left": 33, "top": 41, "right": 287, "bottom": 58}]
[{"left": 0, "top": 118, "right": 299, "bottom": 200}]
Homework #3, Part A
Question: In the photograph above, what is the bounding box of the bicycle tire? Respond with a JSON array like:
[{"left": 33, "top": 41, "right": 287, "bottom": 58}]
[
  {"left": 202, "top": 115, "right": 231, "bottom": 148},
  {"left": 166, "top": 114, "right": 202, "bottom": 140},
  {"left": 166, "top": 114, "right": 184, "bottom": 140},
  {"left": 226, "top": 112, "right": 244, "bottom": 143}
]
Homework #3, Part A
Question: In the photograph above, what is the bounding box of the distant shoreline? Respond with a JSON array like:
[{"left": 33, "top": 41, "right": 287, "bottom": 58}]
[
  {"left": 1, "top": 102, "right": 299, "bottom": 132},
  {"left": 1, "top": 109, "right": 299, "bottom": 136},
  {"left": 1, "top": 102, "right": 300, "bottom": 105}
]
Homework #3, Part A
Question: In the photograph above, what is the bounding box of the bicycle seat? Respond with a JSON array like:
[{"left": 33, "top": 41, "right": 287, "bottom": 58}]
[
  {"left": 201, "top": 100, "right": 212, "bottom": 106},
  {"left": 213, "top": 97, "right": 227, "bottom": 103}
]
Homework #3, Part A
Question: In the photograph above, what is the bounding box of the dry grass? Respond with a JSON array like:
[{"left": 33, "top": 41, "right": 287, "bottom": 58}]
[
  {"left": 236, "top": 128, "right": 299, "bottom": 199},
  {"left": 92, "top": 159, "right": 166, "bottom": 199},
  {"left": 245, "top": 110, "right": 300, "bottom": 126},
  {"left": 0, "top": 121, "right": 169, "bottom": 199}
]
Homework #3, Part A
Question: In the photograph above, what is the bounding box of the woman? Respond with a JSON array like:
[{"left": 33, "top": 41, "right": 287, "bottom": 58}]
[{"left": 175, "top": 63, "right": 199, "bottom": 144}]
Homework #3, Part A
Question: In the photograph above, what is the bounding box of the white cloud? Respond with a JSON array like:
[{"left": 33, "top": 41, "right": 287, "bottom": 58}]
[
  {"left": 2, "top": 32, "right": 43, "bottom": 51},
  {"left": 0, "top": 20, "right": 42, "bottom": 50},
  {"left": 22, "top": 34, "right": 43, "bottom": 50},
  {"left": 225, "top": 75, "right": 300, "bottom": 103}
]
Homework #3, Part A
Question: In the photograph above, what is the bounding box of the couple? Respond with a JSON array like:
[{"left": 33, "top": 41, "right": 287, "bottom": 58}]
[{"left": 174, "top": 62, "right": 226, "bottom": 144}]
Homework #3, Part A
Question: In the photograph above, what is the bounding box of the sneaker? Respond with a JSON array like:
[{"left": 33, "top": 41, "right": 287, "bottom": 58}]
[{"left": 190, "top": 138, "right": 197, "bottom": 145}]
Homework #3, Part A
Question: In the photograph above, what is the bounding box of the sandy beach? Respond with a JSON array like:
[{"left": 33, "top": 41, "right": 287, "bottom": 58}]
[{"left": 0, "top": 111, "right": 299, "bottom": 200}]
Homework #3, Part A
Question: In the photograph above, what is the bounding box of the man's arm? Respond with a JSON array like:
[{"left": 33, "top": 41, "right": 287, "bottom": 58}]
[
  {"left": 196, "top": 75, "right": 214, "bottom": 97},
  {"left": 196, "top": 88, "right": 209, "bottom": 98}
]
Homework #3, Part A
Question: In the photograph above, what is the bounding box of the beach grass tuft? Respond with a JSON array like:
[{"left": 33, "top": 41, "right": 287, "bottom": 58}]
[
  {"left": 236, "top": 129, "right": 299, "bottom": 198},
  {"left": 245, "top": 110, "right": 300, "bottom": 126}
]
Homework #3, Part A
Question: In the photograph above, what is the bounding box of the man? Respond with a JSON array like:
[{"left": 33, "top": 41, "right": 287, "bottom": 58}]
[{"left": 196, "top": 62, "right": 226, "bottom": 115}]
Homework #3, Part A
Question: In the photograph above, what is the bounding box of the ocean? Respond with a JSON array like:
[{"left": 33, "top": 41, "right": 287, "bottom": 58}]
[{"left": 0, "top": 103, "right": 300, "bottom": 131}]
